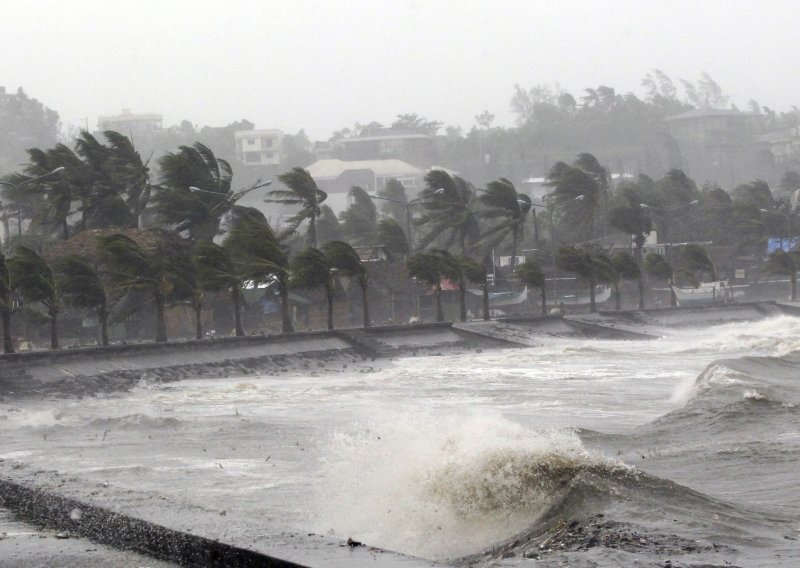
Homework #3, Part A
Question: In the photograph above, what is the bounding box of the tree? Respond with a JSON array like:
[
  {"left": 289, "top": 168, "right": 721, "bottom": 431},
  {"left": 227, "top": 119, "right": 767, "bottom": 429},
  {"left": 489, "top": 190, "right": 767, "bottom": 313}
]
[
  {"left": 644, "top": 252, "right": 675, "bottom": 306},
  {"left": 416, "top": 170, "right": 479, "bottom": 254},
  {"left": 291, "top": 248, "right": 335, "bottom": 330},
  {"left": 764, "top": 250, "right": 800, "bottom": 301},
  {"left": 0, "top": 251, "right": 15, "bottom": 353},
  {"left": 9, "top": 247, "right": 63, "bottom": 349},
  {"left": 0, "top": 87, "right": 59, "bottom": 174},
  {"left": 478, "top": 178, "right": 531, "bottom": 273},
  {"left": 391, "top": 113, "right": 442, "bottom": 135},
  {"left": 676, "top": 244, "right": 716, "bottom": 286},
  {"left": 377, "top": 178, "right": 408, "bottom": 226},
  {"left": 406, "top": 250, "right": 459, "bottom": 322},
  {"left": 269, "top": 167, "right": 328, "bottom": 248},
  {"left": 549, "top": 165, "right": 600, "bottom": 242},
  {"left": 376, "top": 218, "right": 409, "bottom": 259},
  {"left": 98, "top": 232, "right": 182, "bottom": 343},
  {"left": 610, "top": 252, "right": 641, "bottom": 311},
  {"left": 608, "top": 185, "right": 653, "bottom": 308},
  {"left": 224, "top": 212, "right": 294, "bottom": 334},
  {"left": 322, "top": 241, "right": 370, "bottom": 328},
  {"left": 193, "top": 241, "right": 247, "bottom": 337},
  {"left": 557, "top": 246, "right": 603, "bottom": 313},
  {"left": 339, "top": 186, "right": 377, "bottom": 245},
  {"left": 59, "top": 255, "right": 113, "bottom": 346},
  {"left": 459, "top": 255, "right": 490, "bottom": 320},
  {"left": 153, "top": 142, "right": 236, "bottom": 242},
  {"left": 516, "top": 259, "right": 547, "bottom": 315}
]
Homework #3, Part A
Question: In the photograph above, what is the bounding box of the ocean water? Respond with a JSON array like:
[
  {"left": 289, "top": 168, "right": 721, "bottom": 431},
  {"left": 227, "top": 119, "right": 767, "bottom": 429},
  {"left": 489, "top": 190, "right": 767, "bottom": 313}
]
[{"left": 1, "top": 316, "right": 799, "bottom": 566}]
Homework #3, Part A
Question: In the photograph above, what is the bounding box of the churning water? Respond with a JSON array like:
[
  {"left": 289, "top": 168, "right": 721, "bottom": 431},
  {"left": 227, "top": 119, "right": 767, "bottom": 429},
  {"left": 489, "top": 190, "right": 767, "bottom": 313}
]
[{"left": 2, "top": 316, "right": 800, "bottom": 566}]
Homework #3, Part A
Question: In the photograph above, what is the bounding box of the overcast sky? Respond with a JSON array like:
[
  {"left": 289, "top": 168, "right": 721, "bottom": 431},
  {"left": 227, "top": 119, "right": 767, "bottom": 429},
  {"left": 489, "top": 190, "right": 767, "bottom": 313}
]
[{"left": 3, "top": 0, "right": 799, "bottom": 140}]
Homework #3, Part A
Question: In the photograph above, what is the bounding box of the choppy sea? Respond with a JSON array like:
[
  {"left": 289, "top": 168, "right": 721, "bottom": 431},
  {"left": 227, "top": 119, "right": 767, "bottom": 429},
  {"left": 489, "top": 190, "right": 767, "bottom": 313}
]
[{"left": 1, "top": 315, "right": 799, "bottom": 566}]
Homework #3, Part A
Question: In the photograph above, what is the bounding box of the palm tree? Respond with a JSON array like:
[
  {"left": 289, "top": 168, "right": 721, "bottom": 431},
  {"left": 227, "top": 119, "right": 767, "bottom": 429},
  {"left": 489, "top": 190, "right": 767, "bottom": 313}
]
[
  {"left": 377, "top": 178, "right": 408, "bottom": 226},
  {"left": 610, "top": 252, "right": 641, "bottom": 311},
  {"left": 376, "top": 218, "right": 409, "bottom": 259},
  {"left": 764, "top": 250, "right": 800, "bottom": 301},
  {"left": 224, "top": 212, "right": 294, "bottom": 333},
  {"left": 644, "top": 252, "right": 674, "bottom": 306},
  {"left": 459, "top": 255, "right": 490, "bottom": 320},
  {"left": 0, "top": 251, "right": 15, "bottom": 353},
  {"left": 98, "top": 233, "right": 182, "bottom": 343},
  {"left": 516, "top": 259, "right": 547, "bottom": 315},
  {"left": 59, "top": 255, "right": 113, "bottom": 346},
  {"left": 478, "top": 178, "right": 531, "bottom": 273},
  {"left": 676, "top": 244, "right": 716, "bottom": 286},
  {"left": 9, "top": 247, "right": 63, "bottom": 349},
  {"left": 291, "top": 248, "right": 335, "bottom": 329},
  {"left": 416, "top": 170, "right": 479, "bottom": 254},
  {"left": 339, "top": 186, "right": 377, "bottom": 245},
  {"left": 268, "top": 167, "right": 327, "bottom": 248},
  {"left": 193, "top": 241, "right": 247, "bottom": 337},
  {"left": 557, "top": 246, "right": 603, "bottom": 313},
  {"left": 153, "top": 143, "right": 237, "bottom": 242},
  {"left": 608, "top": 185, "right": 652, "bottom": 308},
  {"left": 322, "top": 241, "right": 370, "bottom": 327},
  {"left": 406, "top": 249, "right": 459, "bottom": 322}
]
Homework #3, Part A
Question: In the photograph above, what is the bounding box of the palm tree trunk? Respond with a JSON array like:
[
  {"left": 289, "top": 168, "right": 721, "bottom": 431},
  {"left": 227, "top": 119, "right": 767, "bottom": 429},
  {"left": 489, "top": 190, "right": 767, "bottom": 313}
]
[
  {"left": 482, "top": 281, "right": 490, "bottom": 320},
  {"left": 309, "top": 214, "right": 318, "bottom": 249},
  {"left": 2, "top": 307, "right": 14, "bottom": 354},
  {"left": 792, "top": 273, "right": 797, "bottom": 302},
  {"left": 231, "top": 288, "right": 245, "bottom": 337},
  {"left": 435, "top": 286, "right": 444, "bottom": 322},
  {"left": 49, "top": 306, "right": 59, "bottom": 349},
  {"left": 194, "top": 300, "right": 203, "bottom": 340},
  {"left": 326, "top": 288, "right": 334, "bottom": 330},
  {"left": 360, "top": 283, "right": 370, "bottom": 328},
  {"left": 614, "top": 283, "right": 621, "bottom": 311},
  {"left": 589, "top": 282, "right": 597, "bottom": 313},
  {"left": 459, "top": 277, "right": 467, "bottom": 321},
  {"left": 540, "top": 287, "right": 547, "bottom": 316},
  {"left": 635, "top": 243, "right": 645, "bottom": 309},
  {"left": 669, "top": 275, "right": 677, "bottom": 307},
  {"left": 279, "top": 277, "right": 294, "bottom": 333},
  {"left": 509, "top": 233, "right": 519, "bottom": 275},
  {"left": 99, "top": 304, "right": 109, "bottom": 347},
  {"left": 155, "top": 295, "right": 168, "bottom": 343}
]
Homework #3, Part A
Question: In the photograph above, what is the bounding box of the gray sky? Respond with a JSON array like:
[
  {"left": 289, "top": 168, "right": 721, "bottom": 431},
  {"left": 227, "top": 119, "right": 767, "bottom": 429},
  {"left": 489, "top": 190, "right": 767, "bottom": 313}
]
[{"left": 3, "top": 0, "right": 799, "bottom": 140}]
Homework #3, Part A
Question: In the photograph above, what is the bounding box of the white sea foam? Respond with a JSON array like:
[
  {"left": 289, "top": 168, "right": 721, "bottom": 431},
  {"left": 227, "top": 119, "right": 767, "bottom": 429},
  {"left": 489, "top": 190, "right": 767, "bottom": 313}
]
[{"left": 314, "top": 410, "right": 623, "bottom": 560}]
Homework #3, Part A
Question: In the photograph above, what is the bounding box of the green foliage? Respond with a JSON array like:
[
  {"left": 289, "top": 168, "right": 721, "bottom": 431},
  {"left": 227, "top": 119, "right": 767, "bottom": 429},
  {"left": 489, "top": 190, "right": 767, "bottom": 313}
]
[
  {"left": 612, "top": 252, "right": 641, "bottom": 281},
  {"left": 478, "top": 178, "right": 531, "bottom": 270},
  {"left": 8, "top": 246, "right": 63, "bottom": 348},
  {"left": 270, "top": 167, "right": 327, "bottom": 247},
  {"left": 416, "top": 170, "right": 479, "bottom": 253},
  {"left": 377, "top": 178, "right": 408, "bottom": 225},
  {"left": 676, "top": 244, "right": 716, "bottom": 285},
  {"left": 515, "top": 259, "right": 545, "bottom": 289},
  {"left": 339, "top": 186, "right": 377, "bottom": 245},
  {"left": 644, "top": 252, "right": 673, "bottom": 281},
  {"left": 376, "top": 218, "right": 409, "bottom": 258}
]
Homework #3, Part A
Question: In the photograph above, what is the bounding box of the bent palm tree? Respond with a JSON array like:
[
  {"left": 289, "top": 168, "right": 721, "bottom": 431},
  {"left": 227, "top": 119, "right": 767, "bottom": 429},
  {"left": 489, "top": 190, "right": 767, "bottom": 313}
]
[
  {"left": 608, "top": 186, "right": 652, "bottom": 308},
  {"left": 322, "top": 241, "right": 370, "bottom": 328},
  {"left": 193, "top": 241, "right": 247, "bottom": 337},
  {"left": 291, "top": 248, "right": 335, "bottom": 329},
  {"left": 0, "top": 251, "right": 15, "bottom": 353},
  {"left": 9, "top": 247, "right": 63, "bottom": 349},
  {"left": 268, "top": 168, "right": 327, "bottom": 248},
  {"left": 416, "top": 170, "right": 479, "bottom": 254},
  {"left": 59, "top": 255, "right": 113, "bottom": 346},
  {"left": 406, "top": 249, "right": 459, "bottom": 322},
  {"left": 459, "top": 255, "right": 490, "bottom": 320},
  {"left": 479, "top": 178, "right": 531, "bottom": 274},
  {"left": 516, "top": 259, "right": 546, "bottom": 315}
]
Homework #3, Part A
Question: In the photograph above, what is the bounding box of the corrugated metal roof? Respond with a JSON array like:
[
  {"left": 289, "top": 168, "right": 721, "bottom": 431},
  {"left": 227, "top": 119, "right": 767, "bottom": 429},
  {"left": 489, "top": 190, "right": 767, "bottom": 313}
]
[{"left": 306, "top": 159, "right": 422, "bottom": 179}]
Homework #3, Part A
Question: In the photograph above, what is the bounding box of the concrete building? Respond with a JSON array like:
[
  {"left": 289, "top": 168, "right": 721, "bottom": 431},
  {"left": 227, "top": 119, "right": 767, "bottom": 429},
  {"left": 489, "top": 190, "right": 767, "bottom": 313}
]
[
  {"left": 97, "top": 109, "right": 163, "bottom": 138},
  {"left": 235, "top": 129, "right": 284, "bottom": 166},
  {"left": 333, "top": 123, "right": 436, "bottom": 166}
]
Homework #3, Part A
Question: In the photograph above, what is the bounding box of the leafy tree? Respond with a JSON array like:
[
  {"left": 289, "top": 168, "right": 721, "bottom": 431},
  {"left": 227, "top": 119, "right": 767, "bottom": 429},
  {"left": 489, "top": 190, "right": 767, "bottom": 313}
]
[
  {"left": 406, "top": 249, "right": 460, "bottom": 322},
  {"left": 376, "top": 218, "right": 409, "bottom": 259},
  {"left": 516, "top": 259, "right": 546, "bottom": 315},
  {"left": 377, "top": 178, "right": 408, "bottom": 226},
  {"left": 269, "top": 167, "right": 327, "bottom": 248},
  {"left": 548, "top": 165, "right": 600, "bottom": 242},
  {"left": 322, "top": 241, "right": 370, "bottom": 328},
  {"left": 59, "top": 255, "right": 113, "bottom": 346},
  {"left": 9, "top": 247, "right": 63, "bottom": 349},
  {"left": 391, "top": 113, "right": 442, "bottom": 135},
  {"left": 98, "top": 232, "right": 182, "bottom": 343},
  {"left": 339, "top": 186, "right": 377, "bottom": 245},
  {"left": 608, "top": 185, "right": 652, "bottom": 308},
  {"left": 153, "top": 142, "right": 236, "bottom": 242},
  {"left": 764, "top": 250, "right": 800, "bottom": 301},
  {"left": 644, "top": 252, "right": 675, "bottom": 306},
  {"left": 478, "top": 178, "right": 531, "bottom": 273},
  {"left": 291, "top": 248, "right": 334, "bottom": 330},
  {"left": 610, "top": 252, "right": 641, "bottom": 311},
  {"left": 675, "top": 244, "right": 716, "bottom": 286},
  {"left": 0, "top": 251, "right": 14, "bottom": 353},
  {"left": 416, "top": 170, "right": 480, "bottom": 254},
  {"left": 316, "top": 205, "right": 344, "bottom": 244}
]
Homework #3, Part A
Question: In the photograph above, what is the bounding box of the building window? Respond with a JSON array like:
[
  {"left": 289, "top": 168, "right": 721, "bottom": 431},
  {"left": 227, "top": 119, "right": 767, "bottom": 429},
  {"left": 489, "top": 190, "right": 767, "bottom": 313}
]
[
  {"left": 261, "top": 138, "right": 274, "bottom": 149},
  {"left": 244, "top": 151, "right": 261, "bottom": 163}
]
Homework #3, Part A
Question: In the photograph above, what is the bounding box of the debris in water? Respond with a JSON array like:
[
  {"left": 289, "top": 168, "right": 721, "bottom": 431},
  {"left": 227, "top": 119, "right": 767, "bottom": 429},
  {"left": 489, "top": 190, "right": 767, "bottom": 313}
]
[{"left": 347, "top": 537, "right": 363, "bottom": 547}]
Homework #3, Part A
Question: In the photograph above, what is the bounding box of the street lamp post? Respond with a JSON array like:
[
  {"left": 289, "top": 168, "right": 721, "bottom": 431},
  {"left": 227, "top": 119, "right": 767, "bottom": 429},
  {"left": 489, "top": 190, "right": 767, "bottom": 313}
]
[
  {"left": 369, "top": 187, "right": 444, "bottom": 250},
  {"left": 0, "top": 167, "right": 66, "bottom": 237},
  {"left": 529, "top": 194, "right": 585, "bottom": 308}
]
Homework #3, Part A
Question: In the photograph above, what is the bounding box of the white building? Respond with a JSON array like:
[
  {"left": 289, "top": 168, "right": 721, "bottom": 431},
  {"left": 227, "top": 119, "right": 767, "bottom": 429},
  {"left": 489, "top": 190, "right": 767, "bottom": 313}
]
[
  {"left": 235, "top": 129, "right": 284, "bottom": 165},
  {"left": 97, "top": 109, "right": 163, "bottom": 138}
]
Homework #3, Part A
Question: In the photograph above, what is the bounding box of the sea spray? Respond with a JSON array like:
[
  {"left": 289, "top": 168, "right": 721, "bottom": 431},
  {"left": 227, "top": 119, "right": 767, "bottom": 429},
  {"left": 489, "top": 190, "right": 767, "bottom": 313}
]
[{"left": 314, "top": 410, "right": 628, "bottom": 560}]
